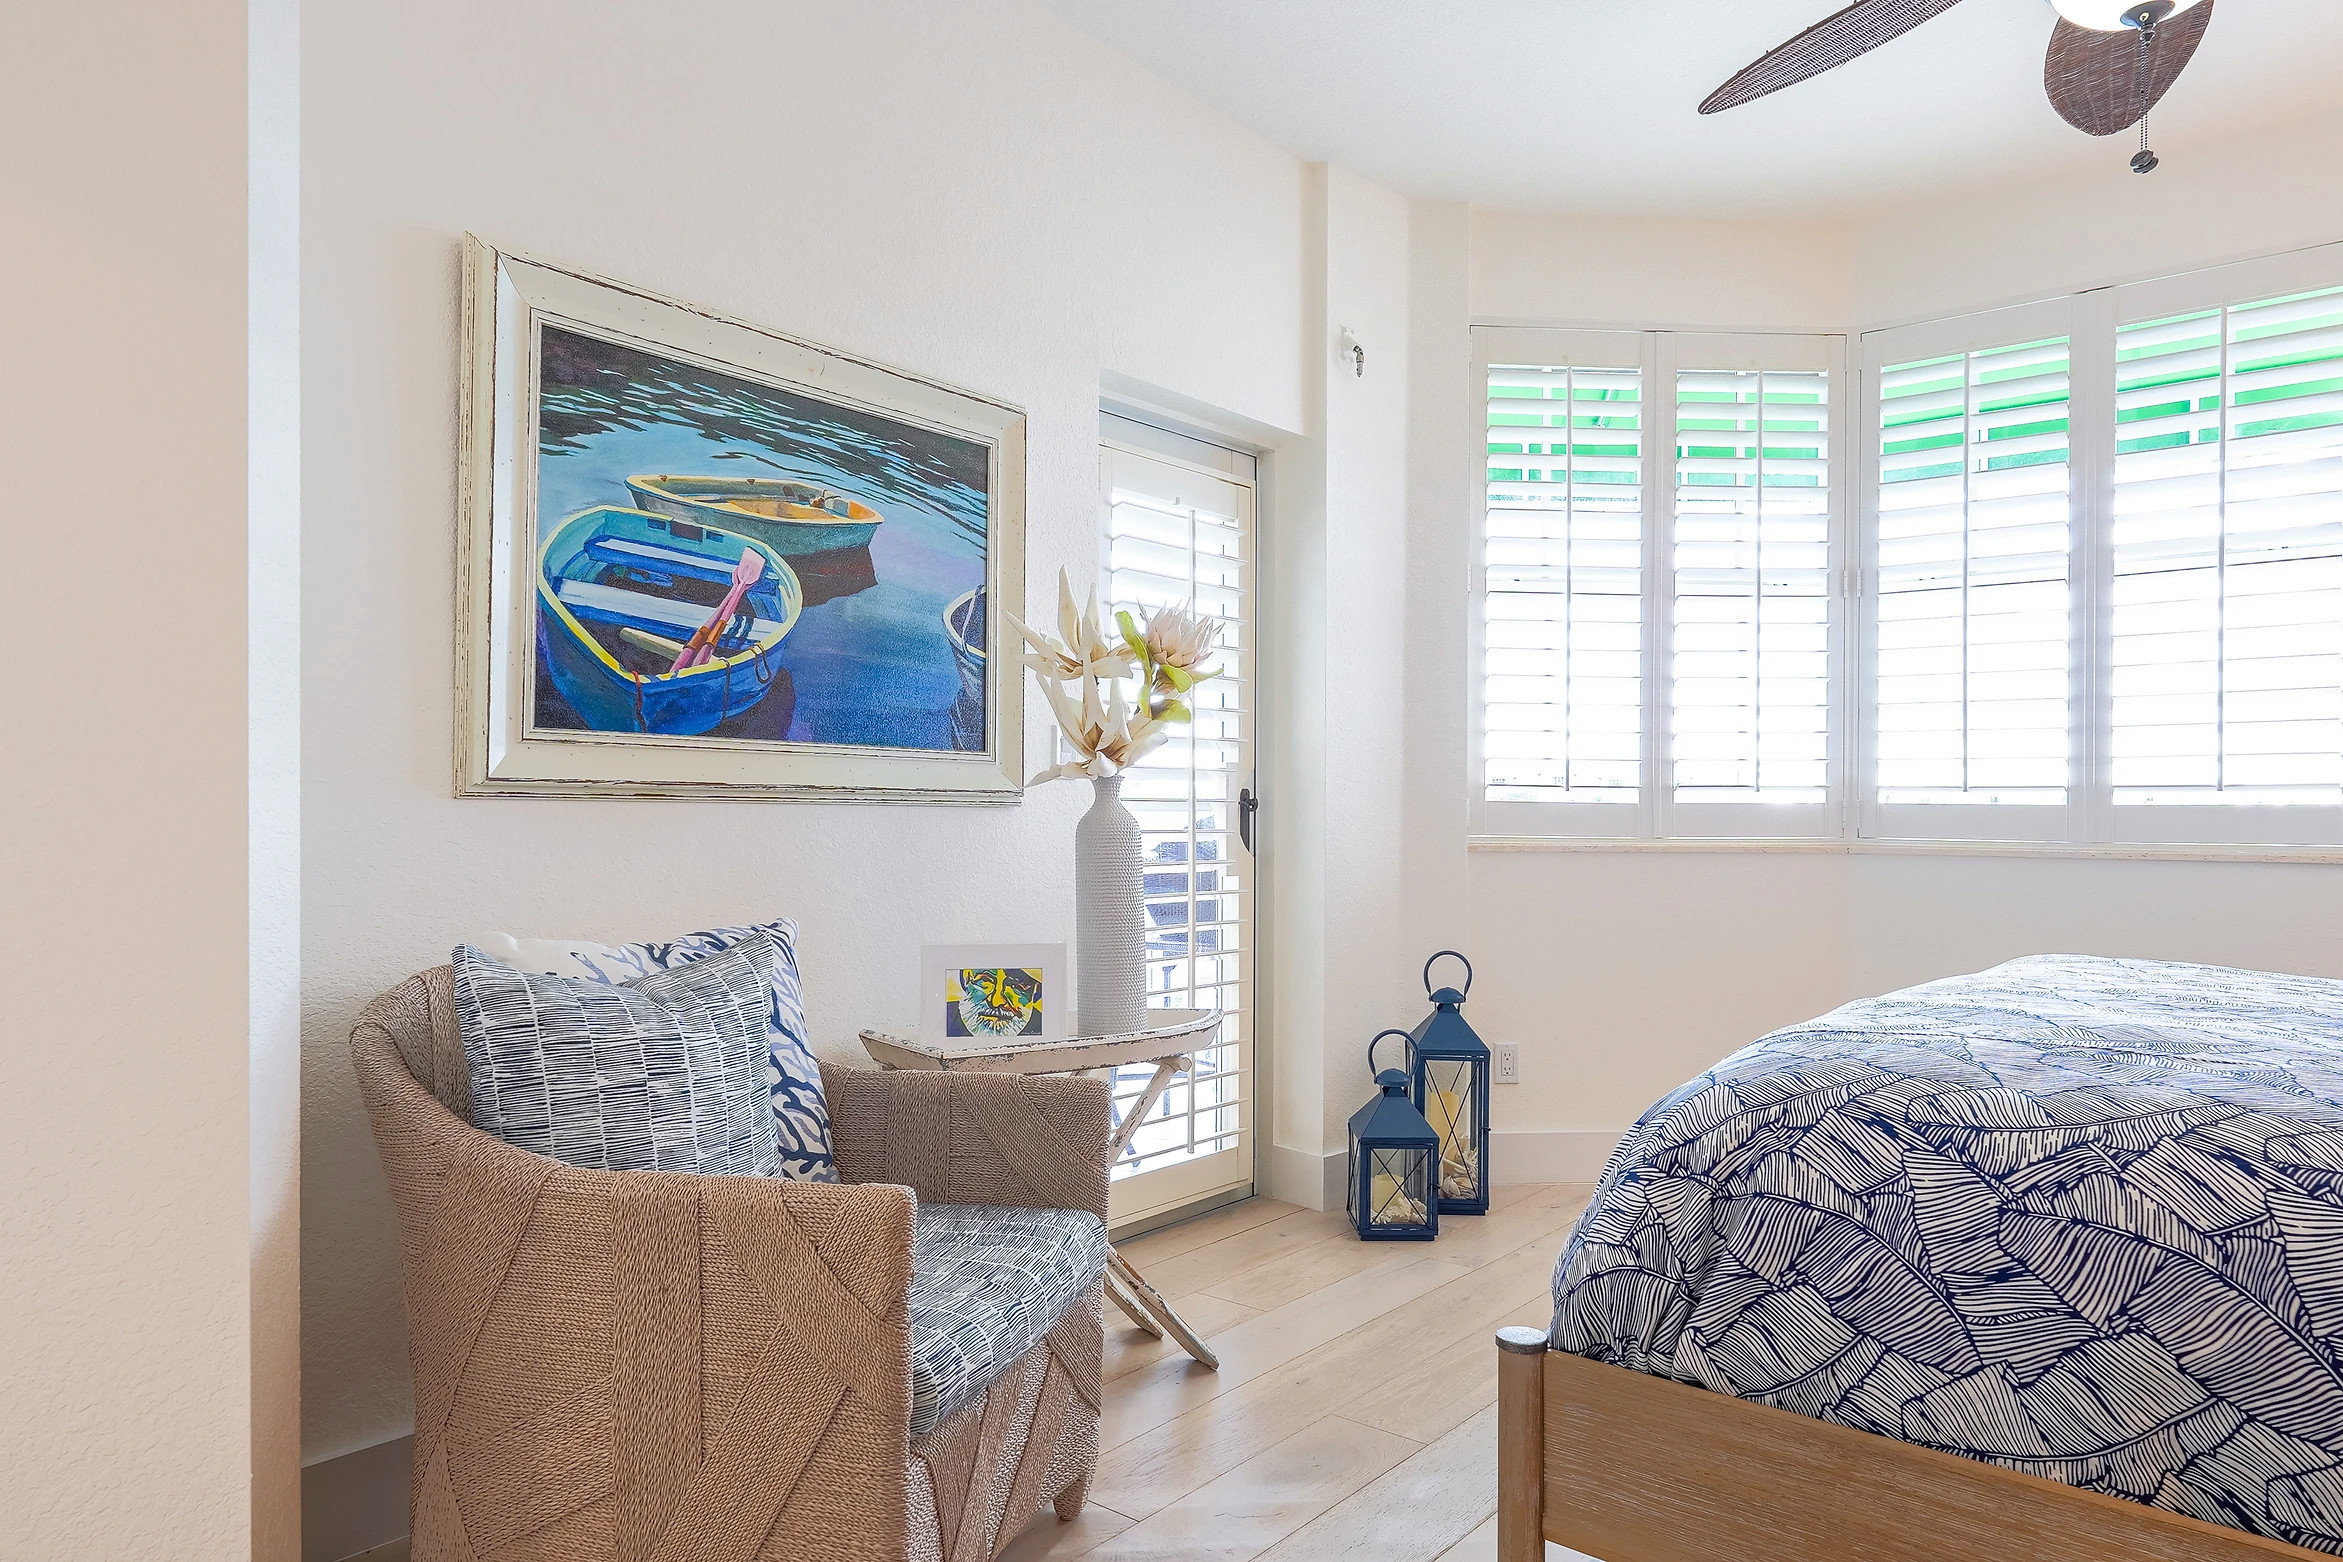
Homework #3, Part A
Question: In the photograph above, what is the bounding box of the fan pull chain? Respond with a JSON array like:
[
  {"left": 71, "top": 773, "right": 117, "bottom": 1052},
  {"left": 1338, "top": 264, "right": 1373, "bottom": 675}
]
[{"left": 2130, "top": 23, "right": 2160, "bottom": 174}]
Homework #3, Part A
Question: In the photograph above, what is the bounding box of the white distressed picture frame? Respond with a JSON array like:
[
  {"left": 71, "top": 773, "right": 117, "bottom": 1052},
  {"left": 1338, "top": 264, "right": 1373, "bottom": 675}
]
[{"left": 455, "top": 235, "right": 1027, "bottom": 802}]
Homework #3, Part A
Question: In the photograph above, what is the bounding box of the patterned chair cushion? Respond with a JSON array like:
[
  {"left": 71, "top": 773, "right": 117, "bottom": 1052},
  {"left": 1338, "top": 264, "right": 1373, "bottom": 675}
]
[
  {"left": 910, "top": 1204, "right": 1110, "bottom": 1435},
  {"left": 451, "top": 938, "right": 779, "bottom": 1177},
  {"left": 478, "top": 918, "right": 836, "bottom": 1181}
]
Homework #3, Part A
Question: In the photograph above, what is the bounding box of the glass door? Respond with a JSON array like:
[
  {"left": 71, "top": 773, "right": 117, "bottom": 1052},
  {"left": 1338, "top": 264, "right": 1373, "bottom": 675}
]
[{"left": 1098, "top": 419, "right": 1257, "bottom": 1228}]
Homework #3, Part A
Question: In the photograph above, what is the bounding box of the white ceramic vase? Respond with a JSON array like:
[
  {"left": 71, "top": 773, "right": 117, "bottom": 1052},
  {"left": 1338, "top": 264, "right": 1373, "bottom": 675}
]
[{"left": 1075, "top": 773, "right": 1145, "bottom": 1035}]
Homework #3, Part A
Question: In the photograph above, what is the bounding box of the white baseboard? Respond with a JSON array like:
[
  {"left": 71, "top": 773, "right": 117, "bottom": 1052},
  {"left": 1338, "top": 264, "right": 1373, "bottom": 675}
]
[
  {"left": 1265, "top": 1142, "right": 1345, "bottom": 1211},
  {"left": 1265, "top": 1129, "right": 1622, "bottom": 1212},
  {"left": 302, "top": 1434, "right": 410, "bottom": 1562},
  {"left": 1490, "top": 1128, "right": 1625, "bottom": 1185}
]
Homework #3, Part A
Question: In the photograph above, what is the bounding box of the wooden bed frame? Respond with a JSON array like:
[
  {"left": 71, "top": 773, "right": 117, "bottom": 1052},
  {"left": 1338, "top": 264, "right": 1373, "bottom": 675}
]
[{"left": 1495, "top": 1327, "right": 2330, "bottom": 1562}]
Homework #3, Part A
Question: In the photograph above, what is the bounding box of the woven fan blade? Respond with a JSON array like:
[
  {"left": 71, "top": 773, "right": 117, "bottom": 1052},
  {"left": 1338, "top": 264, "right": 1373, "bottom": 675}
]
[
  {"left": 1700, "top": 0, "right": 1971, "bottom": 115},
  {"left": 2045, "top": 3, "right": 2214, "bottom": 136}
]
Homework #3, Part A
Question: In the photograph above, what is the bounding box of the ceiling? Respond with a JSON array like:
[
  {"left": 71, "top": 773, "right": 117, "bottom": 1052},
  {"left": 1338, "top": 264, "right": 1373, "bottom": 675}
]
[{"left": 1033, "top": 0, "right": 2343, "bottom": 219}]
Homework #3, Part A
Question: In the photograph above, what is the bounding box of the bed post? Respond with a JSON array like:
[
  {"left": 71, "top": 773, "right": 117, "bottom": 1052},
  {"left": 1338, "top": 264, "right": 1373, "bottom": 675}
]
[{"left": 1497, "top": 1326, "right": 1548, "bottom": 1562}]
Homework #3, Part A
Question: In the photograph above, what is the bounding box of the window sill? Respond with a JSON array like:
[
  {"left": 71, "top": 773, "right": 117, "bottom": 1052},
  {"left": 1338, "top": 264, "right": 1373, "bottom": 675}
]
[{"left": 1466, "top": 834, "right": 2343, "bottom": 865}]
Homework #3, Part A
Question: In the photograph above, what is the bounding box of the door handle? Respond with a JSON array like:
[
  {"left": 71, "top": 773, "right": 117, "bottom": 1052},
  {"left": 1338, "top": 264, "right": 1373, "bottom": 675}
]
[{"left": 1239, "top": 786, "right": 1258, "bottom": 854}]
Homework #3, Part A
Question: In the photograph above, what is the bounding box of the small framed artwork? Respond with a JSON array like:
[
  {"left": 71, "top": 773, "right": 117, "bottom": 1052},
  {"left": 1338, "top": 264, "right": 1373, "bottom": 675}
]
[
  {"left": 454, "top": 235, "right": 1026, "bottom": 802},
  {"left": 919, "top": 944, "right": 1066, "bottom": 1048}
]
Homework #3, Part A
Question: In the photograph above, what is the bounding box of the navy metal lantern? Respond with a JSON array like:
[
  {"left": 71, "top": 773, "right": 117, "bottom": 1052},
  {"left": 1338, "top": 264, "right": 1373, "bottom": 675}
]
[
  {"left": 1410, "top": 950, "right": 1491, "bottom": 1215},
  {"left": 1348, "top": 1030, "right": 1440, "bottom": 1241}
]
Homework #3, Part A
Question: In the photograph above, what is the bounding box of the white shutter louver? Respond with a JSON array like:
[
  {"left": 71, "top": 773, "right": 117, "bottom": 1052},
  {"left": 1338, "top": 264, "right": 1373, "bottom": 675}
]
[
  {"left": 2112, "top": 286, "right": 2343, "bottom": 811},
  {"left": 1875, "top": 335, "right": 2073, "bottom": 811},
  {"left": 1484, "top": 362, "right": 1644, "bottom": 804},
  {"left": 1101, "top": 445, "right": 1250, "bottom": 1186},
  {"left": 1672, "top": 368, "right": 1832, "bottom": 806}
]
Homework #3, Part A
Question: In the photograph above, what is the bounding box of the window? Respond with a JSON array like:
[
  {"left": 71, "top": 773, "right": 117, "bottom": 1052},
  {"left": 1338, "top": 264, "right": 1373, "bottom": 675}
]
[
  {"left": 1857, "top": 249, "right": 2342, "bottom": 851},
  {"left": 1869, "top": 331, "right": 2074, "bottom": 840},
  {"left": 1475, "top": 244, "right": 2341, "bottom": 853},
  {"left": 1474, "top": 328, "right": 1847, "bottom": 839},
  {"left": 1482, "top": 354, "right": 1645, "bottom": 809},
  {"left": 1672, "top": 366, "right": 1834, "bottom": 811},
  {"left": 2111, "top": 289, "right": 2343, "bottom": 824}
]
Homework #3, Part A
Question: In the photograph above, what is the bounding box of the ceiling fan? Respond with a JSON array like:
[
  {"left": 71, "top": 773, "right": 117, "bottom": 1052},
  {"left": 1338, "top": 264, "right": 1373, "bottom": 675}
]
[{"left": 1700, "top": 0, "right": 2216, "bottom": 173}]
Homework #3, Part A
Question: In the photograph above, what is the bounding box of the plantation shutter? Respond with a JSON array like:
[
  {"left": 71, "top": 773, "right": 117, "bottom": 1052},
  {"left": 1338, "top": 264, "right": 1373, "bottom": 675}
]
[
  {"left": 1476, "top": 330, "right": 1649, "bottom": 833},
  {"left": 1868, "top": 314, "right": 2074, "bottom": 841},
  {"left": 1669, "top": 348, "right": 1838, "bottom": 836},
  {"left": 2110, "top": 285, "right": 2343, "bottom": 832},
  {"left": 1098, "top": 425, "right": 1255, "bottom": 1223},
  {"left": 1474, "top": 327, "right": 1847, "bottom": 839}
]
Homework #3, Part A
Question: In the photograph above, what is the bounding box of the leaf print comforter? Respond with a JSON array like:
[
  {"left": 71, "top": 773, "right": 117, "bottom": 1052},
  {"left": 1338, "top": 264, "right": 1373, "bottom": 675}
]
[{"left": 1551, "top": 955, "right": 2343, "bottom": 1550}]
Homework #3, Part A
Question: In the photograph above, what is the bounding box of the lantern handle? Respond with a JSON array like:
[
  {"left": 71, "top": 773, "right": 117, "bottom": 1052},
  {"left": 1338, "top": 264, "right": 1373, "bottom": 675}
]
[
  {"left": 1368, "top": 1028, "right": 1417, "bottom": 1078},
  {"left": 1423, "top": 949, "right": 1473, "bottom": 1001}
]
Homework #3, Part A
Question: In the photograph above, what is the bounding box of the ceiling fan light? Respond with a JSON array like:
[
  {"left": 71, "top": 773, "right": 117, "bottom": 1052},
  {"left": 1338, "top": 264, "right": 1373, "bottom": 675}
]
[{"left": 2049, "top": 0, "right": 2205, "bottom": 32}]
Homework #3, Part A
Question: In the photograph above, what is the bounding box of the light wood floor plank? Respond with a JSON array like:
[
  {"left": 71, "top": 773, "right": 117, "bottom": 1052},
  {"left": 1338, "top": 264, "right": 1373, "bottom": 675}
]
[
  {"left": 1106, "top": 1290, "right": 1263, "bottom": 1383},
  {"left": 1201, "top": 1184, "right": 1589, "bottom": 1315},
  {"left": 996, "top": 1500, "right": 1139, "bottom": 1562},
  {"left": 1337, "top": 1285, "right": 1561, "bottom": 1444},
  {"left": 1129, "top": 1208, "right": 1356, "bottom": 1300},
  {"left": 1105, "top": 1188, "right": 1585, "bottom": 1395},
  {"left": 1119, "top": 1198, "right": 1302, "bottom": 1263},
  {"left": 1427, "top": 1514, "right": 1594, "bottom": 1562},
  {"left": 1251, "top": 1405, "right": 1500, "bottom": 1562},
  {"left": 1100, "top": 1255, "right": 1470, "bottom": 1451},
  {"left": 1431, "top": 1515, "right": 1497, "bottom": 1562},
  {"left": 1092, "top": 1240, "right": 1562, "bottom": 1519},
  {"left": 1086, "top": 1413, "right": 1420, "bottom": 1562}
]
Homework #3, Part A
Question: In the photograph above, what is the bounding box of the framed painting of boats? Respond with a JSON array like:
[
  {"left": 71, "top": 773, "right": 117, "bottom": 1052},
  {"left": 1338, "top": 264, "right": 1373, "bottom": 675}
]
[{"left": 455, "top": 235, "right": 1025, "bottom": 801}]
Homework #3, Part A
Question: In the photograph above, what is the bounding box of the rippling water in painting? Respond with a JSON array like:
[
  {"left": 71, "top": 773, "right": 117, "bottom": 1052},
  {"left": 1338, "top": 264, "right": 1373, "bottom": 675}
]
[{"left": 533, "top": 323, "right": 988, "bottom": 751}]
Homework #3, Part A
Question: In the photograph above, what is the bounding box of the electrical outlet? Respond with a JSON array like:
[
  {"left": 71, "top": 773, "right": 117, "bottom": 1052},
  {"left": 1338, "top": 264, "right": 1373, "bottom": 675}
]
[{"left": 1493, "top": 1043, "right": 1520, "bottom": 1085}]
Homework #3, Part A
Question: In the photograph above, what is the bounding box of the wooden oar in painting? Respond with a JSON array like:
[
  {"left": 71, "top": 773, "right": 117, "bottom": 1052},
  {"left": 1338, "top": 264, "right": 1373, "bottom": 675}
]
[
  {"left": 667, "top": 547, "right": 765, "bottom": 673},
  {"left": 620, "top": 626, "right": 692, "bottom": 662}
]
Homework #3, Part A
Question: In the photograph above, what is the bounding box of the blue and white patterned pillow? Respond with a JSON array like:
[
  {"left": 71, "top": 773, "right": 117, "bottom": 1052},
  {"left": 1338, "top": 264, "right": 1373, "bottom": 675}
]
[
  {"left": 451, "top": 938, "right": 779, "bottom": 1177},
  {"left": 478, "top": 918, "right": 836, "bottom": 1181}
]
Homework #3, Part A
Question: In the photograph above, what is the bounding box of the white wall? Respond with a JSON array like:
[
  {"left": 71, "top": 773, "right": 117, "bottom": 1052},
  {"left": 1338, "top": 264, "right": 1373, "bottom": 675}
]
[
  {"left": 1855, "top": 104, "right": 2343, "bottom": 327},
  {"left": 1312, "top": 167, "right": 1420, "bottom": 1165},
  {"left": 298, "top": 0, "right": 1329, "bottom": 1471},
  {"left": 1400, "top": 201, "right": 1476, "bottom": 979},
  {"left": 2, "top": 1, "right": 299, "bottom": 1555},
  {"left": 1405, "top": 112, "right": 2343, "bottom": 1164},
  {"left": 1472, "top": 207, "right": 1853, "bottom": 332}
]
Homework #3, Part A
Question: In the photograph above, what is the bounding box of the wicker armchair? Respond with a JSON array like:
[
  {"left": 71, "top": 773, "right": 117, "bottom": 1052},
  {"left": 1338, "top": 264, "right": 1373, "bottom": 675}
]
[{"left": 350, "top": 966, "right": 1112, "bottom": 1562}]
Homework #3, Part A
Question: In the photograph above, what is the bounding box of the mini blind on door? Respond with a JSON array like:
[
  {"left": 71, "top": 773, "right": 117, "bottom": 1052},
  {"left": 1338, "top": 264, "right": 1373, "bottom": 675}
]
[
  {"left": 1484, "top": 362, "right": 1644, "bottom": 803},
  {"left": 1875, "top": 336, "right": 2074, "bottom": 806},
  {"left": 2111, "top": 286, "right": 2343, "bottom": 808},
  {"left": 1100, "top": 444, "right": 1250, "bottom": 1187},
  {"left": 1672, "top": 368, "right": 1831, "bottom": 805}
]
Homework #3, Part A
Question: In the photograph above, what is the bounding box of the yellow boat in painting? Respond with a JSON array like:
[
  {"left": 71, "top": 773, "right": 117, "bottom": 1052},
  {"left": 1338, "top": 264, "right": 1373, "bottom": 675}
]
[{"left": 625, "top": 473, "right": 883, "bottom": 557}]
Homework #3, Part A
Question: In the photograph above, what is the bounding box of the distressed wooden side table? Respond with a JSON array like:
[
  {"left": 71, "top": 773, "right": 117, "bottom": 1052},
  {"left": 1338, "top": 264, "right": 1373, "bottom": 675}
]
[{"left": 858, "top": 1008, "right": 1224, "bottom": 1369}]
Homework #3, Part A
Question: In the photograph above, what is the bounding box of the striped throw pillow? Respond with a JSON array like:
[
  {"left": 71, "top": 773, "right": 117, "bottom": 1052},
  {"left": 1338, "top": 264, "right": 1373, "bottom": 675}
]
[
  {"left": 452, "top": 937, "right": 779, "bottom": 1177},
  {"left": 476, "top": 918, "right": 835, "bottom": 1181}
]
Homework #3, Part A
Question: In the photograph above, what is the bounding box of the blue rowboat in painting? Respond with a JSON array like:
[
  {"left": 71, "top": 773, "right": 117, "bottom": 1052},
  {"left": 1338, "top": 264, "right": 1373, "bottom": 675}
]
[
  {"left": 944, "top": 585, "right": 986, "bottom": 749},
  {"left": 535, "top": 506, "right": 804, "bottom": 736},
  {"left": 625, "top": 473, "right": 883, "bottom": 557},
  {"left": 944, "top": 585, "right": 985, "bottom": 699}
]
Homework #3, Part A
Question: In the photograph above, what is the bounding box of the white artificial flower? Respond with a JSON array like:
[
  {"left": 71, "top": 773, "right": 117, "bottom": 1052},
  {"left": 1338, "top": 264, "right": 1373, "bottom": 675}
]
[
  {"left": 1140, "top": 601, "right": 1218, "bottom": 681},
  {"left": 1004, "top": 570, "right": 1137, "bottom": 686}
]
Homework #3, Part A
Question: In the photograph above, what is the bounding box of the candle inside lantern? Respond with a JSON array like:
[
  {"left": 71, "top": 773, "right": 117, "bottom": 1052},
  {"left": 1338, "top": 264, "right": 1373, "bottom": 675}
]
[
  {"left": 1368, "top": 1168, "right": 1429, "bottom": 1227},
  {"left": 1440, "top": 1134, "right": 1478, "bottom": 1202},
  {"left": 1424, "top": 1084, "right": 1480, "bottom": 1202}
]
